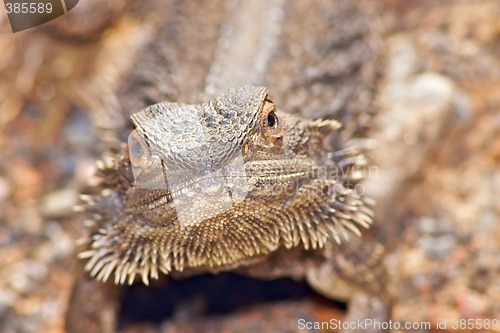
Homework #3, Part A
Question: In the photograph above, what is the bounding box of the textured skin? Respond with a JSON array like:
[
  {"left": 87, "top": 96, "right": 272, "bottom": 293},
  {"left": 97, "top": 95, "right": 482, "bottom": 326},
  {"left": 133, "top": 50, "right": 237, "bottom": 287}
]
[
  {"left": 78, "top": 87, "right": 374, "bottom": 286},
  {"left": 65, "top": 1, "right": 389, "bottom": 332}
]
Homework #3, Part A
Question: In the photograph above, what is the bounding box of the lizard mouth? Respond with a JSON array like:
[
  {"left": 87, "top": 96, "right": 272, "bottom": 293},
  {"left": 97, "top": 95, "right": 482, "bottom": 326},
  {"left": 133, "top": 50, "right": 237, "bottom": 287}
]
[
  {"left": 136, "top": 157, "right": 314, "bottom": 196},
  {"left": 130, "top": 155, "right": 316, "bottom": 227}
]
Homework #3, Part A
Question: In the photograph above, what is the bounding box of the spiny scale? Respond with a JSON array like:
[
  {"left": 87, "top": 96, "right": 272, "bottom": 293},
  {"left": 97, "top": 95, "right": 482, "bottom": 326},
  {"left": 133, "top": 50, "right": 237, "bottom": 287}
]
[{"left": 78, "top": 86, "right": 374, "bottom": 285}]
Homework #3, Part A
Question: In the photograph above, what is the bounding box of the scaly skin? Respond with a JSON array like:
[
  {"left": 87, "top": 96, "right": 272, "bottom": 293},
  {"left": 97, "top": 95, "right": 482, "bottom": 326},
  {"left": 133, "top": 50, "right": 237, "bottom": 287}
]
[
  {"left": 66, "top": 87, "right": 388, "bottom": 333},
  {"left": 79, "top": 86, "right": 373, "bottom": 284},
  {"left": 65, "top": 1, "right": 390, "bottom": 331}
]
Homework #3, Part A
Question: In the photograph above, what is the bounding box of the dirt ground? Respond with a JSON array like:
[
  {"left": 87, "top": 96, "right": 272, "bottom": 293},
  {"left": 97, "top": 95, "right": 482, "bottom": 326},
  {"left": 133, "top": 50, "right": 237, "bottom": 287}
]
[{"left": 0, "top": 1, "right": 499, "bottom": 332}]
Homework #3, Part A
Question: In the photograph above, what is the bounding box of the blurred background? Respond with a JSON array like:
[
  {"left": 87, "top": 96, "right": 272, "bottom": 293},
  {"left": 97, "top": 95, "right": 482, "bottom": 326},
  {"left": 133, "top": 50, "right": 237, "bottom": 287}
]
[{"left": 0, "top": 0, "right": 499, "bottom": 332}]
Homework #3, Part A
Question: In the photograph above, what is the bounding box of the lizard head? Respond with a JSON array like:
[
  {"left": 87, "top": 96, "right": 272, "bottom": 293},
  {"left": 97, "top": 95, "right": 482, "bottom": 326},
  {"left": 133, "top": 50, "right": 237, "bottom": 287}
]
[{"left": 79, "top": 86, "right": 373, "bottom": 285}]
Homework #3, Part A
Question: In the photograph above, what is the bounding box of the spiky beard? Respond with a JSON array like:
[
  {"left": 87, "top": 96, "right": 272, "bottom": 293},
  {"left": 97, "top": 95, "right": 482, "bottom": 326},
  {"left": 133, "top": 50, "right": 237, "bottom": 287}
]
[{"left": 76, "top": 143, "right": 373, "bottom": 286}]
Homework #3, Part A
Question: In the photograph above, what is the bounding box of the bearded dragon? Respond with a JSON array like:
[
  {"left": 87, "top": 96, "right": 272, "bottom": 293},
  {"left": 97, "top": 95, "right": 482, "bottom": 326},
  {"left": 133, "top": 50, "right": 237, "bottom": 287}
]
[
  {"left": 66, "top": 86, "right": 388, "bottom": 333},
  {"left": 65, "top": 1, "right": 389, "bottom": 332}
]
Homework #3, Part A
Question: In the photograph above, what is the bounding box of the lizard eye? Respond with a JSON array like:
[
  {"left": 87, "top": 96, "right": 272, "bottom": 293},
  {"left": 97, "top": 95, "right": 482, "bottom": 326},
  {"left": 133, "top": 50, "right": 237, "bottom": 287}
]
[
  {"left": 128, "top": 130, "right": 149, "bottom": 167},
  {"left": 267, "top": 111, "right": 278, "bottom": 129},
  {"left": 131, "top": 138, "right": 143, "bottom": 158},
  {"left": 262, "top": 98, "right": 284, "bottom": 139}
]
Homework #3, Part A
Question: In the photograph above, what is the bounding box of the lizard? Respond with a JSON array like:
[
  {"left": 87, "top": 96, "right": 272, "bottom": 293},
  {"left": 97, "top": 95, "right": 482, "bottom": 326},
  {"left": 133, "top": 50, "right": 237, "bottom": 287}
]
[
  {"left": 63, "top": 0, "right": 390, "bottom": 332},
  {"left": 67, "top": 86, "right": 388, "bottom": 333},
  {"left": 3, "top": 0, "right": 495, "bottom": 331}
]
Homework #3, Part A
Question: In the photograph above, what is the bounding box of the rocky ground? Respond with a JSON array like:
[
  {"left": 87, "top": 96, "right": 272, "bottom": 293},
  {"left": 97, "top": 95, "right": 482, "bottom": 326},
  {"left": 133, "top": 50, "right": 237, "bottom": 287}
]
[{"left": 0, "top": 1, "right": 499, "bottom": 332}]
